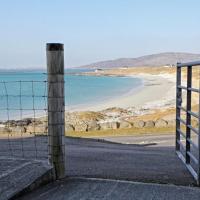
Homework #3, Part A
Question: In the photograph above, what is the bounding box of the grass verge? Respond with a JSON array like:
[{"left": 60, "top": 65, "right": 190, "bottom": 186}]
[{"left": 66, "top": 126, "right": 175, "bottom": 138}]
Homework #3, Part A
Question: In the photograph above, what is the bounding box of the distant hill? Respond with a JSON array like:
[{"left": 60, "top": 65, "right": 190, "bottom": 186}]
[{"left": 80, "top": 52, "right": 200, "bottom": 68}]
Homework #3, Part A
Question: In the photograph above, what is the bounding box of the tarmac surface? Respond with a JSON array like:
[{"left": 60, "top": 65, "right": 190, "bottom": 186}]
[
  {"left": 65, "top": 135, "right": 195, "bottom": 185},
  {"left": 0, "top": 134, "right": 198, "bottom": 199},
  {"left": 16, "top": 177, "right": 200, "bottom": 200},
  {"left": 97, "top": 134, "right": 175, "bottom": 146}
]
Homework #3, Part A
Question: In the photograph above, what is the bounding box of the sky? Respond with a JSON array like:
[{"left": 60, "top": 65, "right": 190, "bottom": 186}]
[{"left": 0, "top": 0, "right": 200, "bottom": 69}]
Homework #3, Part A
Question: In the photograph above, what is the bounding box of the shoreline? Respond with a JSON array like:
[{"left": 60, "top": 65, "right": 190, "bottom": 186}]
[
  {"left": 66, "top": 75, "right": 144, "bottom": 112},
  {"left": 66, "top": 72, "right": 176, "bottom": 113},
  {"left": 0, "top": 70, "right": 177, "bottom": 121},
  {"left": 1, "top": 67, "right": 195, "bottom": 136}
]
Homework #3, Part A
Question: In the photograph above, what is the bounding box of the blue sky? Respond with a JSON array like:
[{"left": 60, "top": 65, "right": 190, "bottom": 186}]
[{"left": 0, "top": 0, "right": 200, "bottom": 68}]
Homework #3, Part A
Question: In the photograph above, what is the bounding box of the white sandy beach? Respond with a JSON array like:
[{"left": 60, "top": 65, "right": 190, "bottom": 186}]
[{"left": 67, "top": 72, "right": 178, "bottom": 112}]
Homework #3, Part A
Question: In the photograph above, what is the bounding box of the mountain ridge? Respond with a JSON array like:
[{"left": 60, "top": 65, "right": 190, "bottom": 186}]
[{"left": 80, "top": 52, "right": 200, "bottom": 68}]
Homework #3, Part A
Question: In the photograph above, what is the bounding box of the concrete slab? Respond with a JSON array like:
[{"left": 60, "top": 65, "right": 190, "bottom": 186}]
[
  {"left": 15, "top": 177, "right": 200, "bottom": 200},
  {"left": 0, "top": 157, "right": 53, "bottom": 200}
]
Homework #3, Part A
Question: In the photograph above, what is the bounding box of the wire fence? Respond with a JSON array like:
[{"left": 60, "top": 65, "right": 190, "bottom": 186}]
[{"left": 0, "top": 73, "right": 48, "bottom": 160}]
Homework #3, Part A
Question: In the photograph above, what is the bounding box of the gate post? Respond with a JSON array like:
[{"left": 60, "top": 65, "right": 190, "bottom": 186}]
[
  {"left": 199, "top": 75, "right": 200, "bottom": 185},
  {"left": 46, "top": 43, "right": 65, "bottom": 179},
  {"left": 176, "top": 64, "right": 182, "bottom": 151},
  {"left": 186, "top": 66, "right": 192, "bottom": 164}
]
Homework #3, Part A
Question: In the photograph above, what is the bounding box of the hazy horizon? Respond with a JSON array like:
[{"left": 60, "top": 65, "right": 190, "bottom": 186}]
[
  {"left": 0, "top": 51, "right": 199, "bottom": 70},
  {"left": 0, "top": 0, "right": 200, "bottom": 69}
]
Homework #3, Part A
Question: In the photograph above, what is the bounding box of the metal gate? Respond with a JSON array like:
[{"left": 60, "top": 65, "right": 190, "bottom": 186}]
[{"left": 176, "top": 61, "right": 200, "bottom": 185}]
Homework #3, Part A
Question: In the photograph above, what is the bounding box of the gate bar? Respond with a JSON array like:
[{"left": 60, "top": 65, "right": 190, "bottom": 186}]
[
  {"left": 186, "top": 66, "right": 192, "bottom": 164},
  {"left": 176, "top": 61, "right": 200, "bottom": 185},
  {"left": 176, "top": 65, "right": 182, "bottom": 151}
]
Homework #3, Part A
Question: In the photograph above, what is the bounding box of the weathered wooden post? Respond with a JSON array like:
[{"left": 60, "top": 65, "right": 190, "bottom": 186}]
[{"left": 46, "top": 43, "right": 65, "bottom": 179}]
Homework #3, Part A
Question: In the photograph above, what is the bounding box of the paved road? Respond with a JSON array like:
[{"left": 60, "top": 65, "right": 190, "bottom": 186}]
[
  {"left": 65, "top": 135, "right": 195, "bottom": 186},
  {"left": 0, "top": 134, "right": 195, "bottom": 186},
  {"left": 16, "top": 177, "right": 200, "bottom": 200},
  {"left": 1, "top": 134, "right": 198, "bottom": 199},
  {"left": 97, "top": 134, "right": 175, "bottom": 146}
]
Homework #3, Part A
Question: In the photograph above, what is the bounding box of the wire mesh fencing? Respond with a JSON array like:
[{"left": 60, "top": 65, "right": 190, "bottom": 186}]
[{"left": 0, "top": 72, "right": 48, "bottom": 160}]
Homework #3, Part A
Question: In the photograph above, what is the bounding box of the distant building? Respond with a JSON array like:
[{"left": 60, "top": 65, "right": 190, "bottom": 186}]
[
  {"left": 164, "top": 64, "right": 175, "bottom": 68},
  {"left": 120, "top": 66, "right": 129, "bottom": 69},
  {"left": 95, "top": 68, "right": 104, "bottom": 73}
]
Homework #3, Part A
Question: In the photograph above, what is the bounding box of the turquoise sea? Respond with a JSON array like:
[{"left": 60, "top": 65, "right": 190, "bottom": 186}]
[{"left": 0, "top": 68, "right": 142, "bottom": 120}]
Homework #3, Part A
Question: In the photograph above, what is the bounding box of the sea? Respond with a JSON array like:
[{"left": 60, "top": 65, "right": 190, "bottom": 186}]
[{"left": 0, "top": 68, "right": 142, "bottom": 121}]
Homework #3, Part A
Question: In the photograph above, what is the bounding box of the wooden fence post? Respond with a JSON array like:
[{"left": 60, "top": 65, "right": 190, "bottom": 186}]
[{"left": 46, "top": 43, "right": 65, "bottom": 179}]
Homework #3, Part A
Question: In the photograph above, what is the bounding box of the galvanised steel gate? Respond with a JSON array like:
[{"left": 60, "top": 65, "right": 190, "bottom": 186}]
[{"left": 176, "top": 61, "right": 200, "bottom": 185}]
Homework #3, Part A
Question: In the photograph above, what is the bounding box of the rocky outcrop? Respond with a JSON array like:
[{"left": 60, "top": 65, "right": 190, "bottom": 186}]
[
  {"left": 110, "top": 122, "right": 119, "bottom": 129},
  {"left": 134, "top": 120, "right": 145, "bottom": 128},
  {"left": 99, "top": 122, "right": 112, "bottom": 130},
  {"left": 87, "top": 121, "right": 100, "bottom": 131},
  {"left": 145, "top": 121, "right": 155, "bottom": 128},
  {"left": 74, "top": 122, "right": 88, "bottom": 132},
  {"left": 26, "top": 124, "right": 47, "bottom": 134},
  {"left": 99, "top": 121, "right": 120, "bottom": 130},
  {"left": 119, "top": 120, "right": 132, "bottom": 129},
  {"left": 155, "top": 119, "right": 168, "bottom": 127},
  {"left": 0, "top": 127, "right": 11, "bottom": 134},
  {"left": 167, "top": 119, "right": 176, "bottom": 127},
  {"left": 65, "top": 124, "right": 75, "bottom": 132},
  {"left": 0, "top": 107, "right": 179, "bottom": 135},
  {"left": 11, "top": 126, "right": 26, "bottom": 133},
  {"left": 4, "top": 118, "right": 35, "bottom": 127},
  {"left": 101, "top": 107, "right": 129, "bottom": 118}
]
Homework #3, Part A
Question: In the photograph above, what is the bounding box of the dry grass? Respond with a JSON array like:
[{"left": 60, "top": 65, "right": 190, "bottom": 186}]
[
  {"left": 66, "top": 126, "right": 175, "bottom": 138},
  {"left": 67, "top": 111, "right": 105, "bottom": 121},
  {"left": 130, "top": 108, "right": 175, "bottom": 121},
  {"left": 84, "top": 66, "right": 176, "bottom": 76}
]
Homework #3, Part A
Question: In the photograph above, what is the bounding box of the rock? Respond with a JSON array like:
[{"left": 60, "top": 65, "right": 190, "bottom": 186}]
[
  {"left": 101, "top": 107, "right": 128, "bottom": 117},
  {"left": 15, "top": 119, "right": 31, "bottom": 126},
  {"left": 99, "top": 121, "right": 119, "bottom": 130},
  {"left": 5, "top": 120, "right": 16, "bottom": 127},
  {"left": 65, "top": 124, "right": 75, "bottom": 132},
  {"left": 26, "top": 124, "right": 47, "bottom": 134},
  {"left": 119, "top": 120, "right": 132, "bottom": 129},
  {"left": 134, "top": 120, "right": 145, "bottom": 128},
  {"left": 11, "top": 126, "right": 26, "bottom": 133},
  {"left": 87, "top": 121, "right": 100, "bottom": 131},
  {"left": 110, "top": 122, "right": 119, "bottom": 129},
  {"left": 65, "top": 111, "right": 105, "bottom": 126},
  {"left": 99, "top": 122, "right": 112, "bottom": 130},
  {"left": 74, "top": 122, "right": 88, "bottom": 132},
  {"left": 0, "top": 127, "right": 11, "bottom": 134},
  {"left": 155, "top": 119, "right": 168, "bottom": 127},
  {"left": 167, "top": 120, "right": 176, "bottom": 127},
  {"left": 3, "top": 119, "right": 33, "bottom": 127},
  {"left": 21, "top": 118, "right": 32, "bottom": 126},
  {"left": 145, "top": 121, "right": 155, "bottom": 128},
  {"left": 31, "top": 119, "right": 43, "bottom": 126}
]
